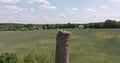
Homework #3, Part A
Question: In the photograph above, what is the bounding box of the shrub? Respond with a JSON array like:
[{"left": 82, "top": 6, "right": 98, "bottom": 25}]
[
  {"left": 0, "top": 52, "right": 18, "bottom": 63},
  {"left": 23, "top": 49, "right": 54, "bottom": 63}
]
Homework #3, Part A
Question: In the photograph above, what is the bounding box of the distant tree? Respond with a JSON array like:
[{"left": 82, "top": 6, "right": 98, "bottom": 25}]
[
  {"left": 93, "top": 22, "right": 104, "bottom": 28},
  {"left": 67, "top": 23, "right": 76, "bottom": 28},
  {"left": 116, "top": 21, "right": 120, "bottom": 28},
  {"left": 103, "top": 19, "right": 117, "bottom": 28},
  {"left": 24, "top": 24, "right": 35, "bottom": 30},
  {"left": 46, "top": 24, "right": 50, "bottom": 29},
  {"left": 42, "top": 25, "right": 47, "bottom": 30},
  {"left": 54, "top": 24, "right": 59, "bottom": 29},
  {"left": 88, "top": 23, "right": 94, "bottom": 28},
  {"left": 83, "top": 24, "right": 88, "bottom": 29}
]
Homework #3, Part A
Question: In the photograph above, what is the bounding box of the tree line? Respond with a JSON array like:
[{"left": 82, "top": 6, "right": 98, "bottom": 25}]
[
  {"left": 0, "top": 19, "right": 120, "bottom": 31},
  {"left": 0, "top": 23, "right": 81, "bottom": 31},
  {"left": 84, "top": 19, "right": 120, "bottom": 28}
]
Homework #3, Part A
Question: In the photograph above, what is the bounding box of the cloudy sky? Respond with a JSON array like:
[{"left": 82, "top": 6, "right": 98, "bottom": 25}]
[{"left": 0, "top": 0, "right": 120, "bottom": 24}]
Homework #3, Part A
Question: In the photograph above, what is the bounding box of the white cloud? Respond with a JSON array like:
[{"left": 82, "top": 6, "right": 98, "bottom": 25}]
[
  {"left": 29, "top": 8, "right": 35, "bottom": 12},
  {"left": 60, "top": 14, "right": 65, "bottom": 17},
  {"left": 86, "top": 8, "right": 96, "bottom": 12},
  {"left": 24, "top": 0, "right": 50, "bottom": 4},
  {"left": 42, "top": 16, "right": 56, "bottom": 21},
  {"left": 72, "top": 8, "right": 79, "bottom": 11},
  {"left": 43, "top": 16, "right": 48, "bottom": 18},
  {"left": 66, "top": 8, "right": 79, "bottom": 14},
  {"left": 28, "top": 15, "right": 35, "bottom": 18},
  {"left": 68, "top": 11, "right": 76, "bottom": 14},
  {"left": 0, "top": 0, "right": 50, "bottom": 4},
  {"left": 0, "top": 0, "right": 19, "bottom": 3},
  {"left": 40, "top": 4, "right": 57, "bottom": 10},
  {"left": 5, "top": 6, "right": 25, "bottom": 13},
  {"left": 107, "top": 0, "right": 120, "bottom": 2},
  {"left": 20, "top": 14, "right": 25, "bottom": 16},
  {"left": 100, "top": 5, "right": 109, "bottom": 9},
  {"left": 24, "top": 0, "right": 35, "bottom": 4}
]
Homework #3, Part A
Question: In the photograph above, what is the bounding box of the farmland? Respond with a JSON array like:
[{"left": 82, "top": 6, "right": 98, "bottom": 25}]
[{"left": 0, "top": 29, "right": 120, "bottom": 63}]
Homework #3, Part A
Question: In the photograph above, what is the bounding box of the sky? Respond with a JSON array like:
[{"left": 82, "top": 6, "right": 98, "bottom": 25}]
[{"left": 0, "top": 0, "right": 120, "bottom": 24}]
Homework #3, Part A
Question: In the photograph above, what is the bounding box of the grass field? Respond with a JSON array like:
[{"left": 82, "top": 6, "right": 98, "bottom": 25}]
[{"left": 0, "top": 29, "right": 120, "bottom": 63}]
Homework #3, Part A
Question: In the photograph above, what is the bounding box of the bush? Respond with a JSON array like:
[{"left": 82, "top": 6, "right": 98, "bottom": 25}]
[
  {"left": 0, "top": 52, "right": 18, "bottom": 63},
  {"left": 23, "top": 49, "right": 54, "bottom": 63},
  {"left": 0, "top": 48, "right": 54, "bottom": 63}
]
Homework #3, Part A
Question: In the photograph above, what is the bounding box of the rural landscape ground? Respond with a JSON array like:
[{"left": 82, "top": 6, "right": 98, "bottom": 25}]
[{"left": 0, "top": 29, "right": 120, "bottom": 63}]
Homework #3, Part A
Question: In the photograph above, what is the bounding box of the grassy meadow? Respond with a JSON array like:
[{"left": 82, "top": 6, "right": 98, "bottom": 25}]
[{"left": 0, "top": 29, "right": 120, "bottom": 63}]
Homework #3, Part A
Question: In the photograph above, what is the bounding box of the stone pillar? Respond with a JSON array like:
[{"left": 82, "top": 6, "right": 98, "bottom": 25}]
[{"left": 55, "top": 30, "right": 71, "bottom": 63}]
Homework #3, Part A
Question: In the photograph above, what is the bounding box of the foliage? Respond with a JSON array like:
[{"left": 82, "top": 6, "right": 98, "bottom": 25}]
[
  {"left": 0, "top": 19, "right": 120, "bottom": 31},
  {"left": 23, "top": 49, "right": 54, "bottom": 63},
  {"left": 0, "top": 23, "right": 82, "bottom": 31},
  {"left": 0, "top": 49, "right": 54, "bottom": 63},
  {"left": 0, "top": 52, "right": 18, "bottom": 63},
  {"left": 103, "top": 19, "right": 117, "bottom": 28},
  {"left": 84, "top": 19, "right": 120, "bottom": 28},
  {"left": 0, "top": 24, "right": 39, "bottom": 31}
]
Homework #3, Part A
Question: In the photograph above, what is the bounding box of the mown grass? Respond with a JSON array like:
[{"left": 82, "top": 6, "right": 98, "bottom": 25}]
[{"left": 0, "top": 29, "right": 120, "bottom": 63}]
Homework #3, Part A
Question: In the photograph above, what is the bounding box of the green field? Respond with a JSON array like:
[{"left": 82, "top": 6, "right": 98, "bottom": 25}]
[{"left": 0, "top": 29, "right": 120, "bottom": 63}]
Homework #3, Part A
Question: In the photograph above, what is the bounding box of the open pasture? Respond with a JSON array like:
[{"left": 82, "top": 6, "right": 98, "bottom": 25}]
[{"left": 0, "top": 29, "right": 120, "bottom": 63}]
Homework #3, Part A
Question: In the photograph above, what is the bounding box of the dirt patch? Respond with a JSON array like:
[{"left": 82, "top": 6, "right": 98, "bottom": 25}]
[
  {"left": 88, "top": 52, "right": 107, "bottom": 61},
  {"left": 96, "top": 32, "right": 120, "bottom": 39}
]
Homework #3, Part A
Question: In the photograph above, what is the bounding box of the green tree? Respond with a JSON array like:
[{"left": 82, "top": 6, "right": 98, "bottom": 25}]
[
  {"left": 24, "top": 24, "right": 36, "bottom": 30},
  {"left": 103, "top": 19, "right": 117, "bottom": 28}
]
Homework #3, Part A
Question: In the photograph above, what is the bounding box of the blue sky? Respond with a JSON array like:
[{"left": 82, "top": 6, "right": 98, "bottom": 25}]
[{"left": 0, "top": 0, "right": 120, "bottom": 24}]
